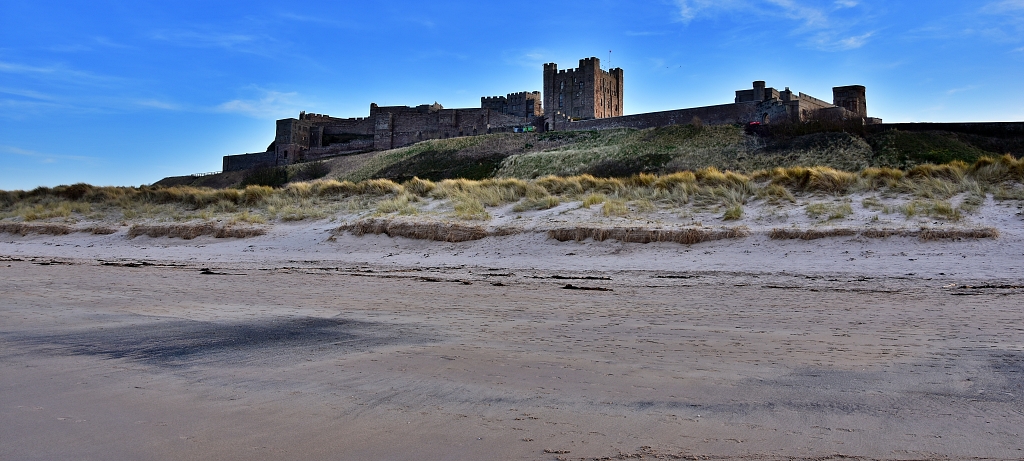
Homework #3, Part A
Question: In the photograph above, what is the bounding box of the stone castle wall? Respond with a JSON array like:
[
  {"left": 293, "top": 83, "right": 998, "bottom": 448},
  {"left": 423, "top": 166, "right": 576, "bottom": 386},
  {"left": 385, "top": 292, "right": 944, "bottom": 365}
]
[
  {"left": 544, "top": 57, "right": 623, "bottom": 121},
  {"left": 222, "top": 57, "right": 880, "bottom": 173},
  {"left": 552, "top": 102, "right": 759, "bottom": 132},
  {"left": 222, "top": 151, "right": 277, "bottom": 172},
  {"left": 481, "top": 91, "right": 543, "bottom": 117}
]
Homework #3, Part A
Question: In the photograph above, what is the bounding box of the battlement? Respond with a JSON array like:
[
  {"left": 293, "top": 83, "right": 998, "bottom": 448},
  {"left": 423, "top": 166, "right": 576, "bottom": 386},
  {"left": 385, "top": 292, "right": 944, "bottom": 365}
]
[
  {"left": 543, "top": 56, "right": 623, "bottom": 120},
  {"left": 298, "top": 111, "right": 370, "bottom": 123},
  {"left": 833, "top": 85, "right": 868, "bottom": 118},
  {"left": 225, "top": 57, "right": 882, "bottom": 176},
  {"left": 482, "top": 91, "right": 542, "bottom": 117}
]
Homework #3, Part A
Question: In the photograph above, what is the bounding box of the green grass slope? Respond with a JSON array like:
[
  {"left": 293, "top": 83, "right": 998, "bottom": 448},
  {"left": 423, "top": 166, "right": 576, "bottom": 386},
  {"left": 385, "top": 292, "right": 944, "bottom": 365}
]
[
  {"left": 336, "top": 124, "right": 1016, "bottom": 183},
  {"left": 155, "top": 124, "right": 1022, "bottom": 189}
]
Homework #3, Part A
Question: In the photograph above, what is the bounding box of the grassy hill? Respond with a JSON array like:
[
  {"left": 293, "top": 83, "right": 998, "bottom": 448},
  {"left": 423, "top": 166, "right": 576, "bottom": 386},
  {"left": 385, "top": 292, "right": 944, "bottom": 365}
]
[
  {"left": 330, "top": 124, "right": 1018, "bottom": 184},
  {"left": 152, "top": 124, "right": 1022, "bottom": 190}
]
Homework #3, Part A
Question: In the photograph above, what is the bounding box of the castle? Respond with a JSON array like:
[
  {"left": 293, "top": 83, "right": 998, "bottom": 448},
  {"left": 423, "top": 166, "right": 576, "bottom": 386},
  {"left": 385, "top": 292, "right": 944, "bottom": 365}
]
[{"left": 223, "top": 57, "right": 875, "bottom": 172}]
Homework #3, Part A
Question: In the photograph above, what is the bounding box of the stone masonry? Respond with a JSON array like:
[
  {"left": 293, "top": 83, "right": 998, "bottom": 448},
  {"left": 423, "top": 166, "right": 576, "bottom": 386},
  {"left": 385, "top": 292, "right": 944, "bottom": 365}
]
[
  {"left": 223, "top": 57, "right": 874, "bottom": 172},
  {"left": 543, "top": 57, "right": 624, "bottom": 122},
  {"left": 550, "top": 79, "right": 876, "bottom": 133},
  {"left": 481, "top": 91, "right": 543, "bottom": 118}
]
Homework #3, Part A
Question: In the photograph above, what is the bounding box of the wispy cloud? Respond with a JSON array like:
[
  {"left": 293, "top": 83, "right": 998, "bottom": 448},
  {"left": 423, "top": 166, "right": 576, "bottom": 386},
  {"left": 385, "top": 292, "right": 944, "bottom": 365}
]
[
  {"left": 0, "top": 87, "right": 59, "bottom": 101},
  {"left": 92, "top": 36, "right": 136, "bottom": 50},
  {"left": 672, "top": 0, "right": 743, "bottom": 22},
  {"left": 503, "top": 50, "right": 556, "bottom": 69},
  {"left": 625, "top": 30, "right": 671, "bottom": 36},
  {"left": 133, "top": 99, "right": 182, "bottom": 110},
  {"left": 215, "top": 88, "right": 304, "bottom": 119},
  {"left": 671, "top": 0, "right": 874, "bottom": 50},
  {"left": 0, "top": 145, "right": 97, "bottom": 163},
  {"left": 765, "top": 0, "right": 829, "bottom": 29},
  {"left": 47, "top": 44, "right": 92, "bottom": 53},
  {"left": 0, "top": 60, "right": 125, "bottom": 86},
  {"left": 946, "top": 85, "right": 980, "bottom": 95},
  {"left": 150, "top": 29, "right": 276, "bottom": 56},
  {"left": 279, "top": 12, "right": 359, "bottom": 29},
  {"left": 810, "top": 31, "right": 875, "bottom": 51},
  {"left": 674, "top": 0, "right": 826, "bottom": 25},
  {"left": 982, "top": 0, "right": 1024, "bottom": 14},
  {"left": 46, "top": 36, "right": 136, "bottom": 54}
]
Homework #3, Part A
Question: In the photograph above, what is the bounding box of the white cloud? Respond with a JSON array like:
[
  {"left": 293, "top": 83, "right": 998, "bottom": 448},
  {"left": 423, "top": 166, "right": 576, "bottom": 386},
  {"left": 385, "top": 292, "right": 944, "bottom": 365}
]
[
  {"left": 0, "top": 145, "right": 96, "bottom": 163},
  {"left": 92, "top": 36, "right": 136, "bottom": 50},
  {"left": 625, "top": 30, "right": 671, "bottom": 36},
  {"left": 982, "top": 0, "right": 1024, "bottom": 13},
  {"left": 279, "top": 12, "right": 359, "bottom": 29},
  {"left": 670, "top": 0, "right": 874, "bottom": 51},
  {"left": 503, "top": 50, "right": 553, "bottom": 69},
  {"left": 0, "top": 87, "right": 58, "bottom": 101},
  {"left": 766, "top": 0, "right": 828, "bottom": 28},
  {"left": 150, "top": 29, "right": 269, "bottom": 54},
  {"left": 134, "top": 99, "right": 181, "bottom": 110},
  {"left": 673, "top": 0, "right": 826, "bottom": 26},
  {"left": 672, "top": 0, "right": 743, "bottom": 22},
  {"left": 216, "top": 89, "right": 304, "bottom": 119},
  {"left": 811, "top": 31, "right": 875, "bottom": 50},
  {"left": 0, "top": 60, "right": 123, "bottom": 85},
  {"left": 946, "top": 85, "right": 980, "bottom": 95}
]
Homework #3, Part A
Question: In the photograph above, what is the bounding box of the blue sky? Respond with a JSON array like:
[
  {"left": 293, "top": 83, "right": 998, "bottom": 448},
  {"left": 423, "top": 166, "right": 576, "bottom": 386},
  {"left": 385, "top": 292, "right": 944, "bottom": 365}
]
[{"left": 2, "top": 0, "right": 1022, "bottom": 189}]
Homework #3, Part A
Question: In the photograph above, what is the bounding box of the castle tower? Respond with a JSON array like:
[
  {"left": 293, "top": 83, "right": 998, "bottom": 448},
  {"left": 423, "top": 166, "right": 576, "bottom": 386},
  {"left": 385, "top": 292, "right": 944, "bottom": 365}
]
[
  {"left": 833, "top": 85, "right": 867, "bottom": 118},
  {"left": 543, "top": 57, "right": 623, "bottom": 120},
  {"left": 752, "top": 81, "right": 766, "bottom": 102}
]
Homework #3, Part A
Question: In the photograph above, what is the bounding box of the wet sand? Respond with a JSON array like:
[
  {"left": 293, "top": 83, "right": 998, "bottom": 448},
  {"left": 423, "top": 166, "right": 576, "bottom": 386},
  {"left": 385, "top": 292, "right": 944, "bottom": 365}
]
[{"left": 2, "top": 229, "right": 1024, "bottom": 460}]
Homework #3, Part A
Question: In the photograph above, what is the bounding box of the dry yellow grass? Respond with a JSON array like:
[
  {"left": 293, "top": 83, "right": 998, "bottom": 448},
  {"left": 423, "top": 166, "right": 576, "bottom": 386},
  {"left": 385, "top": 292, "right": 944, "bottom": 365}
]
[
  {"left": 770, "top": 228, "right": 858, "bottom": 240},
  {"left": 3, "top": 157, "right": 1023, "bottom": 227},
  {"left": 0, "top": 223, "right": 117, "bottom": 236},
  {"left": 771, "top": 227, "right": 999, "bottom": 241},
  {"left": 0, "top": 222, "right": 73, "bottom": 235},
  {"left": 336, "top": 219, "right": 489, "bottom": 242},
  {"left": 127, "top": 223, "right": 265, "bottom": 239},
  {"left": 548, "top": 226, "right": 749, "bottom": 244}
]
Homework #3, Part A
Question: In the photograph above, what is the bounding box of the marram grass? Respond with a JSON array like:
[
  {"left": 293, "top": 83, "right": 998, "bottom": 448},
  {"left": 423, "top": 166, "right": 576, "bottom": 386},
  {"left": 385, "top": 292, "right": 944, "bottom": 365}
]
[{"left": 1, "top": 156, "right": 1022, "bottom": 229}]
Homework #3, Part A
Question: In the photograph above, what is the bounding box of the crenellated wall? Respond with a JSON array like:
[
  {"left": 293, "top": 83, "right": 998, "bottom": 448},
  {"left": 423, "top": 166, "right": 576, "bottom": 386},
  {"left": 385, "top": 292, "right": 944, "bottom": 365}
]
[
  {"left": 544, "top": 57, "right": 622, "bottom": 121},
  {"left": 222, "top": 59, "right": 881, "bottom": 173}
]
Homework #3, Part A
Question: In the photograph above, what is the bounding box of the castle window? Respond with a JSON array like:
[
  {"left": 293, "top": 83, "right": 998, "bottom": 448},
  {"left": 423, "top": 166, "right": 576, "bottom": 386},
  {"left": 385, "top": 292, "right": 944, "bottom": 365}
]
[
  {"left": 560, "top": 82, "right": 564, "bottom": 90},
  {"left": 558, "top": 94, "right": 564, "bottom": 108}
]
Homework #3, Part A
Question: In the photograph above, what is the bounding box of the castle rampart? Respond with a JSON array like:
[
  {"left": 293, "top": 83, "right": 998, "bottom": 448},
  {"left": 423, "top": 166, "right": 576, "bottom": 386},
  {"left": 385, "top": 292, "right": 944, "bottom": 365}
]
[
  {"left": 481, "top": 91, "right": 542, "bottom": 117},
  {"left": 223, "top": 58, "right": 875, "bottom": 172},
  {"left": 550, "top": 80, "right": 872, "bottom": 132}
]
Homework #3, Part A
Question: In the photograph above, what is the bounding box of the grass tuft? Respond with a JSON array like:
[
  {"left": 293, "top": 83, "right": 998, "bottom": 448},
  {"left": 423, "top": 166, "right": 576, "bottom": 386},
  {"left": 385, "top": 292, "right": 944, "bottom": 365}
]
[
  {"left": 548, "top": 226, "right": 749, "bottom": 244},
  {"left": 722, "top": 204, "right": 743, "bottom": 220},
  {"left": 337, "top": 219, "right": 488, "bottom": 242},
  {"left": 127, "top": 223, "right": 265, "bottom": 240}
]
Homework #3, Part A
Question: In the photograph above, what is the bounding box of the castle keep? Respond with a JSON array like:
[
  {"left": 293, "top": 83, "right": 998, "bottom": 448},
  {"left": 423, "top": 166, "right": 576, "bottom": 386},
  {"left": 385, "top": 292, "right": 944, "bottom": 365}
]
[
  {"left": 543, "top": 57, "right": 624, "bottom": 121},
  {"left": 223, "top": 57, "right": 875, "bottom": 172}
]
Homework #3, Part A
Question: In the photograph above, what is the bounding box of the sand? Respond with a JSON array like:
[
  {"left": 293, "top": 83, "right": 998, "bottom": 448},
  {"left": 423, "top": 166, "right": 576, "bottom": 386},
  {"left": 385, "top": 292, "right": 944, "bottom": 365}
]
[{"left": 2, "top": 216, "right": 1024, "bottom": 460}]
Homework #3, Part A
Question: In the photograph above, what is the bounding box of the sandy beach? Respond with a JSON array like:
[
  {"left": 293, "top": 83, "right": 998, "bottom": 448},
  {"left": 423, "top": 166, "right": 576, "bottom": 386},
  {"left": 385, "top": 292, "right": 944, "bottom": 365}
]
[{"left": 2, "top": 220, "right": 1024, "bottom": 460}]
